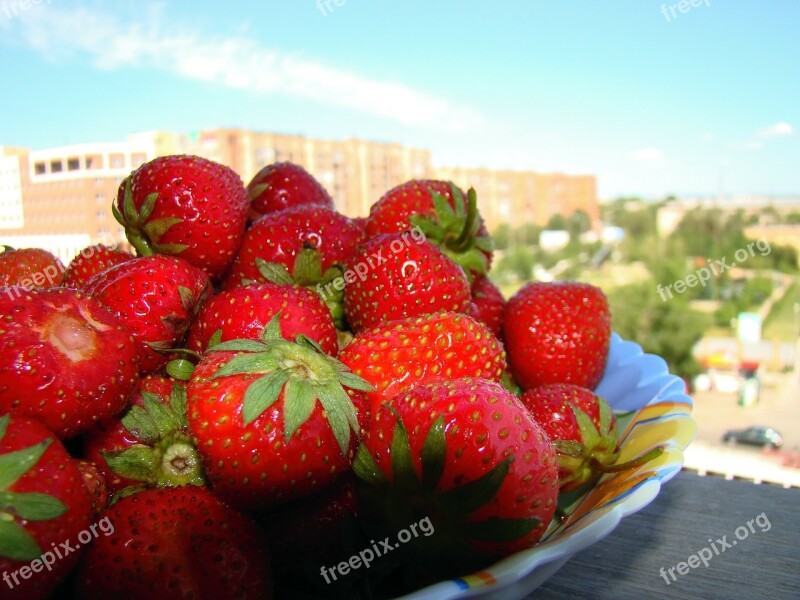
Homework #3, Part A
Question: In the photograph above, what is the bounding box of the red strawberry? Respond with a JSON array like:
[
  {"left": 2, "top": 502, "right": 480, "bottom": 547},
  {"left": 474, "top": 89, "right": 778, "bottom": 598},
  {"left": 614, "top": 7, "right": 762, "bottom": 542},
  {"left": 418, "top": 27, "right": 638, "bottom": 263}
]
[
  {"left": 258, "top": 475, "right": 359, "bottom": 592},
  {"left": 339, "top": 311, "right": 506, "bottom": 413},
  {"left": 467, "top": 276, "right": 505, "bottom": 339},
  {"left": 75, "top": 459, "right": 108, "bottom": 515},
  {"left": 75, "top": 486, "right": 273, "bottom": 600},
  {"left": 113, "top": 154, "right": 250, "bottom": 278},
  {"left": 503, "top": 281, "right": 611, "bottom": 390},
  {"left": 62, "top": 244, "right": 133, "bottom": 289},
  {"left": 0, "top": 246, "right": 64, "bottom": 289},
  {"left": 186, "top": 316, "right": 373, "bottom": 509},
  {"left": 224, "top": 205, "right": 365, "bottom": 290},
  {"left": 366, "top": 180, "right": 493, "bottom": 283},
  {"left": 83, "top": 376, "right": 204, "bottom": 496},
  {"left": 84, "top": 255, "right": 210, "bottom": 374},
  {"left": 354, "top": 378, "right": 558, "bottom": 577},
  {"left": 247, "top": 161, "right": 334, "bottom": 220},
  {"left": 187, "top": 281, "right": 338, "bottom": 356},
  {"left": 0, "top": 415, "right": 93, "bottom": 600},
  {"left": 521, "top": 384, "right": 662, "bottom": 492},
  {"left": 0, "top": 287, "right": 139, "bottom": 438},
  {"left": 342, "top": 232, "right": 471, "bottom": 332}
]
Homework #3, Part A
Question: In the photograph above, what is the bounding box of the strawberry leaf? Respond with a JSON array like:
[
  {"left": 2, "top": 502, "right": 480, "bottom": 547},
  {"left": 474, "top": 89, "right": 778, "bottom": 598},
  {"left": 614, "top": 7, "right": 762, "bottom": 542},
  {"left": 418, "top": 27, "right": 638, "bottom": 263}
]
[
  {"left": 151, "top": 241, "right": 189, "bottom": 255},
  {"left": 260, "top": 312, "right": 284, "bottom": 342},
  {"left": 242, "top": 370, "right": 289, "bottom": 426},
  {"left": 316, "top": 382, "right": 358, "bottom": 455},
  {"left": 353, "top": 444, "right": 388, "bottom": 485},
  {"left": 283, "top": 377, "right": 317, "bottom": 441},
  {"left": 0, "top": 519, "right": 42, "bottom": 561},
  {"left": 111, "top": 202, "right": 126, "bottom": 227},
  {"left": 336, "top": 370, "right": 376, "bottom": 392},
  {"left": 143, "top": 216, "right": 183, "bottom": 241},
  {"left": 420, "top": 416, "right": 446, "bottom": 489},
  {"left": 439, "top": 456, "right": 512, "bottom": 516},
  {"left": 211, "top": 352, "right": 278, "bottom": 378},
  {"left": 210, "top": 340, "right": 271, "bottom": 353},
  {"left": 0, "top": 438, "right": 51, "bottom": 490},
  {"left": 292, "top": 247, "right": 324, "bottom": 286},
  {"left": 207, "top": 328, "right": 223, "bottom": 350},
  {"left": 102, "top": 445, "right": 159, "bottom": 483},
  {"left": 0, "top": 491, "right": 67, "bottom": 521},
  {"left": 0, "top": 415, "right": 7, "bottom": 441},
  {"left": 138, "top": 192, "right": 160, "bottom": 223},
  {"left": 256, "top": 258, "right": 295, "bottom": 285},
  {"left": 389, "top": 417, "right": 418, "bottom": 489},
  {"left": 248, "top": 183, "right": 269, "bottom": 199},
  {"left": 455, "top": 516, "right": 540, "bottom": 543}
]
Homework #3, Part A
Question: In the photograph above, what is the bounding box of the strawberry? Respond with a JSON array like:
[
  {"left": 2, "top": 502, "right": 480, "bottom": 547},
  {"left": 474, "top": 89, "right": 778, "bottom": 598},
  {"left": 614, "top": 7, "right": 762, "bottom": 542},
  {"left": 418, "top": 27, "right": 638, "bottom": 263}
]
[
  {"left": 75, "top": 460, "right": 108, "bottom": 516},
  {"left": 247, "top": 161, "right": 334, "bottom": 220},
  {"left": 83, "top": 376, "right": 204, "bottom": 496},
  {"left": 62, "top": 244, "right": 133, "bottom": 289},
  {"left": 113, "top": 154, "right": 250, "bottom": 279},
  {"left": 0, "top": 245, "right": 64, "bottom": 289},
  {"left": 224, "top": 205, "right": 365, "bottom": 289},
  {"left": 365, "top": 180, "right": 493, "bottom": 283},
  {"left": 187, "top": 281, "right": 338, "bottom": 357},
  {"left": 84, "top": 255, "right": 210, "bottom": 374},
  {"left": 503, "top": 281, "right": 611, "bottom": 390},
  {"left": 342, "top": 232, "right": 472, "bottom": 332},
  {"left": 339, "top": 311, "right": 506, "bottom": 413},
  {"left": 354, "top": 378, "right": 559, "bottom": 578},
  {"left": 521, "top": 384, "right": 662, "bottom": 492},
  {"left": 223, "top": 205, "right": 365, "bottom": 328},
  {"left": 0, "top": 287, "right": 139, "bottom": 438},
  {"left": 186, "top": 315, "right": 373, "bottom": 509},
  {"left": 467, "top": 275, "right": 505, "bottom": 339},
  {"left": 0, "top": 415, "right": 93, "bottom": 600},
  {"left": 258, "top": 475, "right": 360, "bottom": 593},
  {"left": 75, "top": 486, "right": 273, "bottom": 600}
]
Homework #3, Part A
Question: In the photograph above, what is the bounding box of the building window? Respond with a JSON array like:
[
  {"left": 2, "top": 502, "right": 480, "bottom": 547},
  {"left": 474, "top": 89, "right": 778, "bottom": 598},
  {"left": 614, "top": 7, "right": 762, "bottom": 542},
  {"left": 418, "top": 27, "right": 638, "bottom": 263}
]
[
  {"left": 110, "top": 153, "right": 125, "bottom": 168},
  {"left": 50, "top": 160, "right": 63, "bottom": 173},
  {"left": 86, "top": 155, "right": 103, "bottom": 170},
  {"left": 131, "top": 153, "right": 147, "bottom": 168},
  {"left": 67, "top": 157, "right": 80, "bottom": 171},
  {"left": 34, "top": 162, "right": 46, "bottom": 175}
]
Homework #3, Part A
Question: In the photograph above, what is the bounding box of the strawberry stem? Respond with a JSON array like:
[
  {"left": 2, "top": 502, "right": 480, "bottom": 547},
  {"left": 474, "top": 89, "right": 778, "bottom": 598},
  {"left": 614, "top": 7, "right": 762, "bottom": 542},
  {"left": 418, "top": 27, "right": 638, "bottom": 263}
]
[
  {"left": 591, "top": 446, "right": 664, "bottom": 473},
  {"left": 449, "top": 188, "right": 479, "bottom": 252}
]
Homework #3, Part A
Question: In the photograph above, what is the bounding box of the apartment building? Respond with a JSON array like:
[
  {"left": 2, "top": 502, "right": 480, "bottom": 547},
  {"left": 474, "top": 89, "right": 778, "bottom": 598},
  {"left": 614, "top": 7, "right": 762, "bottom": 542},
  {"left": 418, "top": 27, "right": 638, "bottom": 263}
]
[
  {"left": 432, "top": 166, "right": 599, "bottom": 231},
  {"left": 1, "top": 129, "right": 598, "bottom": 262}
]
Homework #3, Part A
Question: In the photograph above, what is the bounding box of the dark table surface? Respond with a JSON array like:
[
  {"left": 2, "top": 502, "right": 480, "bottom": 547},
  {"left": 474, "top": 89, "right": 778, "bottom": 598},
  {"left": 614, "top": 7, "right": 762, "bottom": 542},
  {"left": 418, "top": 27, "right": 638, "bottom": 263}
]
[{"left": 532, "top": 470, "right": 799, "bottom": 599}]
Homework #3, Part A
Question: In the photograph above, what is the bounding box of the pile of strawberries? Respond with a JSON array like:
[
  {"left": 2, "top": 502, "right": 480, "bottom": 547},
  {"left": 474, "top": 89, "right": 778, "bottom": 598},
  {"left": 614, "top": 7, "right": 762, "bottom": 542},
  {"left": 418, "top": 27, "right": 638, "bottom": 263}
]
[{"left": 0, "top": 156, "right": 659, "bottom": 599}]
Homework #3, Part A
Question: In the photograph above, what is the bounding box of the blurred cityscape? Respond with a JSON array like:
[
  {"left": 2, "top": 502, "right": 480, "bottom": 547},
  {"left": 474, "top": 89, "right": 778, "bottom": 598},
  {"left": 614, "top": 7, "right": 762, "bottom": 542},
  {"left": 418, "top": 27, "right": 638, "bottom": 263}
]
[{"left": 2, "top": 130, "right": 800, "bottom": 487}]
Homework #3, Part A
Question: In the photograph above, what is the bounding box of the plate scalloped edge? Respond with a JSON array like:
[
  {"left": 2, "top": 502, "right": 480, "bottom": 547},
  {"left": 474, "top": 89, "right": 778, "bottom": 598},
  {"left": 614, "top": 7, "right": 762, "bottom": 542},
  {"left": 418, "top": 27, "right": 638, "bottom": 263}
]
[{"left": 396, "top": 333, "right": 697, "bottom": 600}]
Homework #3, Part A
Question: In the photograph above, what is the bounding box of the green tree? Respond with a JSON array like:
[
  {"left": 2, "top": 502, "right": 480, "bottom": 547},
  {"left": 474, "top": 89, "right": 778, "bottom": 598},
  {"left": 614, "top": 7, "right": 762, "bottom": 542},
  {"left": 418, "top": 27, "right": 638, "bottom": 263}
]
[
  {"left": 492, "top": 223, "right": 512, "bottom": 251},
  {"left": 607, "top": 280, "right": 709, "bottom": 381}
]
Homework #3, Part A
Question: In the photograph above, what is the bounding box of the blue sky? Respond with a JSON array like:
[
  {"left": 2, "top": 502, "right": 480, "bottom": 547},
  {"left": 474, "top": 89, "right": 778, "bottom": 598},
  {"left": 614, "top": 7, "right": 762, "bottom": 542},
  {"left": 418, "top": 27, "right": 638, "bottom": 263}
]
[{"left": 0, "top": 0, "right": 798, "bottom": 198}]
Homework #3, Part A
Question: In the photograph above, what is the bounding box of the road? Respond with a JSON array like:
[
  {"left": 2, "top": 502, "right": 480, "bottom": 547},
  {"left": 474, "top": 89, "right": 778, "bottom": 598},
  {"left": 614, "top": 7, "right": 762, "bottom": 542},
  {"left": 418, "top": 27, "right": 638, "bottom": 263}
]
[{"left": 685, "top": 370, "right": 800, "bottom": 487}]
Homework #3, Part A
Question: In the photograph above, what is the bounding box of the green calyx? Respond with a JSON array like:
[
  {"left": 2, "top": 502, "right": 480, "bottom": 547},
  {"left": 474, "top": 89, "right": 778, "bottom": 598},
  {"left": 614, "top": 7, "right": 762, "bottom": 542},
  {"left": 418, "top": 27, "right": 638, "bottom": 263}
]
[
  {"left": 553, "top": 400, "right": 664, "bottom": 491},
  {"left": 209, "top": 313, "right": 374, "bottom": 455},
  {"left": 255, "top": 246, "right": 348, "bottom": 330},
  {"left": 112, "top": 177, "right": 188, "bottom": 257},
  {"left": 101, "top": 383, "right": 206, "bottom": 490},
  {"left": 354, "top": 412, "right": 540, "bottom": 559},
  {"left": 0, "top": 415, "right": 67, "bottom": 561},
  {"left": 408, "top": 182, "right": 494, "bottom": 282}
]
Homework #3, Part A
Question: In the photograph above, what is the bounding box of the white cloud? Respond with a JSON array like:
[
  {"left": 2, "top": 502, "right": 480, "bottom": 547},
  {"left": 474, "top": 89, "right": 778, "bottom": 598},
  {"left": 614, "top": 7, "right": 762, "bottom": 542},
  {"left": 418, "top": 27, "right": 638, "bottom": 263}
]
[
  {"left": 757, "top": 122, "right": 795, "bottom": 138},
  {"left": 10, "top": 6, "right": 487, "bottom": 132},
  {"left": 630, "top": 147, "right": 665, "bottom": 165}
]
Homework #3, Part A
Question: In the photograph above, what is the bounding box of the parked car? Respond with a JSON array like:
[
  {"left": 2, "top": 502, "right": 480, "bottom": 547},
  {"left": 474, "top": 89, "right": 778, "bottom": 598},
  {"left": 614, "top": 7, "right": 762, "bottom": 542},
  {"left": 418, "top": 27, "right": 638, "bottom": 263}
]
[{"left": 722, "top": 426, "right": 783, "bottom": 449}]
